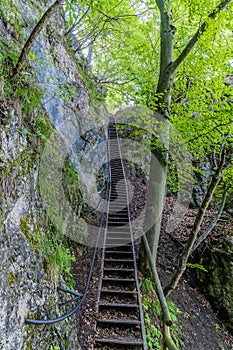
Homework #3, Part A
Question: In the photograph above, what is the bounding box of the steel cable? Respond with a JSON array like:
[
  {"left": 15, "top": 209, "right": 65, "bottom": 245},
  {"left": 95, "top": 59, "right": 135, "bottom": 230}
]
[{"left": 25, "top": 141, "right": 111, "bottom": 325}]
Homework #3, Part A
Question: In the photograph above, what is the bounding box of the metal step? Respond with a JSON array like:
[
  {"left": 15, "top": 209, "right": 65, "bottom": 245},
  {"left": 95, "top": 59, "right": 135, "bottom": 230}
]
[
  {"left": 95, "top": 337, "right": 143, "bottom": 346},
  {"left": 100, "top": 289, "right": 136, "bottom": 296},
  {"left": 106, "top": 231, "right": 131, "bottom": 236},
  {"left": 106, "top": 237, "right": 131, "bottom": 242},
  {"left": 97, "top": 319, "right": 141, "bottom": 326},
  {"left": 99, "top": 303, "right": 139, "bottom": 309},
  {"left": 102, "top": 278, "right": 135, "bottom": 283},
  {"left": 105, "top": 244, "right": 133, "bottom": 251},
  {"left": 104, "top": 267, "right": 134, "bottom": 271},
  {"left": 104, "top": 259, "right": 134, "bottom": 263},
  {"left": 104, "top": 251, "right": 133, "bottom": 255}
]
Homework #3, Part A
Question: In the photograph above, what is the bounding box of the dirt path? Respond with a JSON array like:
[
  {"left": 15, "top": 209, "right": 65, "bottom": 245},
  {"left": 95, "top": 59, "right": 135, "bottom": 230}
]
[{"left": 158, "top": 197, "right": 233, "bottom": 350}]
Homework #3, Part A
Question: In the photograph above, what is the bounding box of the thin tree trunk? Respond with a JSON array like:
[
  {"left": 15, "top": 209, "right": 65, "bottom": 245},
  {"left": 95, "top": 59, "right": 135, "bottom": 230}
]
[
  {"left": 191, "top": 188, "right": 228, "bottom": 253},
  {"left": 142, "top": 145, "right": 168, "bottom": 273},
  {"left": 143, "top": 236, "right": 178, "bottom": 350},
  {"left": 13, "top": 0, "right": 63, "bottom": 77},
  {"left": 163, "top": 147, "right": 226, "bottom": 297},
  {"left": 143, "top": 236, "right": 172, "bottom": 326},
  {"left": 87, "top": 42, "right": 93, "bottom": 67}
]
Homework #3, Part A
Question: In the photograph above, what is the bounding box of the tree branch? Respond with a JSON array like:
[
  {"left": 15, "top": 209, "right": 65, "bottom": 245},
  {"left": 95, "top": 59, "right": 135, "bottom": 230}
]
[
  {"left": 191, "top": 187, "right": 228, "bottom": 253},
  {"left": 164, "top": 145, "right": 226, "bottom": 297},
  {"left": 65, "top": 6, "right": 91, "bottom": 35},
  {"left": 96, "top": 7, "right": 155, "bottom": 20},
  {"left": 13, "top": 0, "right": 63, "bottom": 77},
  {"left": 184, "top": 121, "right": 233, "bottom": 145},
  {"left": 171, "top": 0, "right": 233, "bottom": 72},
  {"left": 98, "top": 77, "right": 136, "bottom": 85},
  {"left": 74, "top": 27, "right": 103, "bottom": 52}
]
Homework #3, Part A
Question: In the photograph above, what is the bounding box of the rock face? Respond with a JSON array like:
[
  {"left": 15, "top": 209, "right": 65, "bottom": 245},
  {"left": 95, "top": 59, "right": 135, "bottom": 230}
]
[
  {"left": 0, "top": 0, "right": 109, "bottom": 349},
  {"left": 192, "top": 159, "right": 212, "bottom": 207},
  {"left": 197, "top": 235, "right": 233, "bottom": 334}
]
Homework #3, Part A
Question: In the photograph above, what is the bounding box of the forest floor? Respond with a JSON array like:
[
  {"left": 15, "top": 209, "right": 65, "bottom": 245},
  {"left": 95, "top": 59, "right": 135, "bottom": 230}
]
[
  {"left": 158, "top": 197, "right": 233, "bottom": 350},
  {"left": 73, "top": 165, "right": 233, "bottom": 349}
]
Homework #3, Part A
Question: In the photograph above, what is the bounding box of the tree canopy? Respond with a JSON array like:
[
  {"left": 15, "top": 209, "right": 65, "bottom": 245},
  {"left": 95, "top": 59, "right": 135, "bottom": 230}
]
[
  {"left": 65, "top": 0, "right": 233, "bottom": 189},
  {"left": 65, "top": 0, "right": 233, "bottom": 108},
  {"left": 63, "top": 0, "right": 233, "bottom": 298}
]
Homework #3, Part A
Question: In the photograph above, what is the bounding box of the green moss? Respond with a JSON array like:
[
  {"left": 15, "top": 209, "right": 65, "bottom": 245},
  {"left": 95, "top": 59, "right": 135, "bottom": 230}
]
[
  {"left": 142, "top": 279, "right": 182, "bottom": 349},
  {"left": 7, "top": 271, "right": 18, "bottom": 285},
  {"left": 25, "top": 342, "right": 33, "bottom": 350},
  {"left": 20, "top": 217, "right": 41, "bottom": 251},
  {"left": 26, "top": 311, "right": 38, "bottom": 320},
  {"left": 42, "top": 227, "right": 76, "bottom": 289},
  {"left": 34, "top": 114, "right": 53, "bottom": 145},
  {"left": 0, "top": 44, "right": 44, "bottom": 125},
  {"left": 20, "top": 217, "right": 29, "bottom": 236},
  {"left": 0, "top": 208, "right": 3, "bottom": 228},
  {"left": 12, "top": 73, "right": 43, "bottom": 116},
  {"left": 62, "top": 160, "right": 80, "bottom": 208},
  {"left": 1, "top": 0, "right": 18, "bottom": 23},
  {"left": 1, "top": 53, "right": 51, "bottom": 151}
]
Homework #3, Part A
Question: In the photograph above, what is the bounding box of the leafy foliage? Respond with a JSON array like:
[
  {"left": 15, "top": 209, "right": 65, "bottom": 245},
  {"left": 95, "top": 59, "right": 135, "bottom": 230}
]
[
  {"left": 142, "top": 279, "right": 182, "bottom": 349},
  {"left": 43, "top": 228, "right": 76, "bottom": 289},
  {"left": 64, "top": 0, "right": 160, "bottom": 109},
  {"left": 187, "top": 263, "right": 208, "bottom": 272},
  {"left": 64, "top": 0, "right": 233, "bottom": 200}
]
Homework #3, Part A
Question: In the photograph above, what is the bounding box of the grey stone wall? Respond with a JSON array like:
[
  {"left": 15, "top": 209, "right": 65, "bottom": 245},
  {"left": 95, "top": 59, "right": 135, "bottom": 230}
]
[{"left": 0, "top": 0, "right": 109, "bottom": 348}]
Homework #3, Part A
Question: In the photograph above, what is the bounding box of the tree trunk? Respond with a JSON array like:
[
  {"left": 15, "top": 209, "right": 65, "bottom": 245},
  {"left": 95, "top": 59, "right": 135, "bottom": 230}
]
[
  {"left": 140, "top": 0, "right": 175, "bottom": 270},
  {"left": 140, "top": 0, "right": 232, "bottom": 274},
  {"left": 141, "top": 146, "right": 168, "bottom": 274}
]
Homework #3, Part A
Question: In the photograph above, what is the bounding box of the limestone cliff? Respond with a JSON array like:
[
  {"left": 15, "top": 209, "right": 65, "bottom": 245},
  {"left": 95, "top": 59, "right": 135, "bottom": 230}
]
[{"left": 0, "top": 0, "right": 108, "bottom": 349}]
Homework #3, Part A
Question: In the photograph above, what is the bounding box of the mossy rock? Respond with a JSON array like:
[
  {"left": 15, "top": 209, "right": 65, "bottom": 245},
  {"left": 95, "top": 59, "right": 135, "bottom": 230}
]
[
  {"left": 7, "top": 271, "right": 18, "bottom": 285},
  {"left": 20, "top": 217, "right": 41, "bottom": 251},
  {"left": 197, "top": 235, "right": 233, "bottom": 334}
]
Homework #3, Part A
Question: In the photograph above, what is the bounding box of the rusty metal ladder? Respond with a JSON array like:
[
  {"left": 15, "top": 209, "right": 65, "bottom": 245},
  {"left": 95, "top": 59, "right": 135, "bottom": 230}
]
[{"left": 93, "top": 120, "right": 147, "bottom": 349}]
